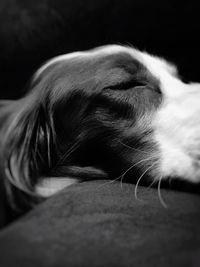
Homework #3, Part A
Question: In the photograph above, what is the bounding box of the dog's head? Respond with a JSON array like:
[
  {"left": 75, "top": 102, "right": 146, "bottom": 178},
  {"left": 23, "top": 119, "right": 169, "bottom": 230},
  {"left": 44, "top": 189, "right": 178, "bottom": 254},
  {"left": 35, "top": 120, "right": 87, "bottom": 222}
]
[{"left": 1, "top": 45, "right": 200, "bottom": 209}]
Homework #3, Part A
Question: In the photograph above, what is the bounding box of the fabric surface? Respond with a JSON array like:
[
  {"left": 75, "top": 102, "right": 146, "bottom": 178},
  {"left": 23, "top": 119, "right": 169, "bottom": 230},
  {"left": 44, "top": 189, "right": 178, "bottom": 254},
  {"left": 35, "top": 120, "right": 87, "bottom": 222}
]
[{"left": 0, "top": 180, "right": 199, "bottom": 267}]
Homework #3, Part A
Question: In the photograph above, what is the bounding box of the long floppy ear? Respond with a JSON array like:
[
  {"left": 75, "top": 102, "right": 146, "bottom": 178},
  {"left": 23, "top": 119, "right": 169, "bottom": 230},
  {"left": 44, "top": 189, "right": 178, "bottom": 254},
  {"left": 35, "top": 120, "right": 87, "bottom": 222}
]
[{"left": 0, "top": 94, "right": 55, "bottom": 210}]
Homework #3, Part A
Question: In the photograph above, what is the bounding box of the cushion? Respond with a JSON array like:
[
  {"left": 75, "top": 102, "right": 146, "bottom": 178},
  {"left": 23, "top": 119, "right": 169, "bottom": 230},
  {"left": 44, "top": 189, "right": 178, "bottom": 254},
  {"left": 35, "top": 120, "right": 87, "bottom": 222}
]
[{"left": 0, "top": 180, "right": 199, "bottom": 267}]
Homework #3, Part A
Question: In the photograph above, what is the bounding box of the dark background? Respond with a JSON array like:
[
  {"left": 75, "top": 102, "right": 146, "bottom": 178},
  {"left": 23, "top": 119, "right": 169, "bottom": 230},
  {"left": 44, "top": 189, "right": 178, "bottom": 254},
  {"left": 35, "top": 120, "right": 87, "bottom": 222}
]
[
  {"left": 1, "top": 2, "right": 200, "bottom": 265},
  {"left": 0, "top": 0, "right": 199, "bottom": 99}
]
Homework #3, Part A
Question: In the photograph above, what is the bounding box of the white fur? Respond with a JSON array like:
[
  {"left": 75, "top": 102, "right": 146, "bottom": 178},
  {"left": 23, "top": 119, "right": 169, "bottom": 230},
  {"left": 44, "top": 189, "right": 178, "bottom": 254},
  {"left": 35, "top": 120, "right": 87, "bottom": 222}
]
[
  {"left": 35, "top": 177, "right": 78, "bottom": 197},
  {"left": 152, "top": 83, "right": 200, "bottom": 182},
  {"left": 138, "top": 50, "right": 200, "bottom": 182}
]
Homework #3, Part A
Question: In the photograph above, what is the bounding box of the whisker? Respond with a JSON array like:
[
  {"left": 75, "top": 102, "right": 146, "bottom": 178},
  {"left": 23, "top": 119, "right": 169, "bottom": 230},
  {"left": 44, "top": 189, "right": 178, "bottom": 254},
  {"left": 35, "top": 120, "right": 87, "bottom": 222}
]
[
  {"left": 158, "top": 175, "right": 168, "bottom": 208},
  {"left": 119, "top": 155, "right": 157, "bottom": 190},
  {"left": 118, "top": 141, "right": 152, "bottom": 155},
  {"left": 147, "top": 178, "right": 157, "bottom": 189},
  {"left": 121, "top": 155, "right": 157, "bottom": 180},
  {"left": 97, "top": 176, "right": 122, "bottom": 189},
  {"left": 52, "top": 140, "right": 81, "bottom": 173},
  {"left": 134, "top": 161, "right": 158, "bottom": 202},
  {"left": 99, "top": 155, "right": 157, "bottom": 190}
]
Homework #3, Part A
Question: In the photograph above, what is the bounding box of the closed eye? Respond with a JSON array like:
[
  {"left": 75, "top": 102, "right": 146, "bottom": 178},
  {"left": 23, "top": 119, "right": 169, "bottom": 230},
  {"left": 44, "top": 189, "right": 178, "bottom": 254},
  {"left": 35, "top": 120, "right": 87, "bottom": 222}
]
[{"left": 104, "top": 79, "right": 146, "bottom": 91}]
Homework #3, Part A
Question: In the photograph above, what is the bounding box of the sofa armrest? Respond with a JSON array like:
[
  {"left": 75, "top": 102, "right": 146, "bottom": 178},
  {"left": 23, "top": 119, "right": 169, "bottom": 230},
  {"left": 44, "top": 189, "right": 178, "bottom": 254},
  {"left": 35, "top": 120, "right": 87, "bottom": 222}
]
[{"left": 0, "top": 181, "right": 200, "bottom": 267}]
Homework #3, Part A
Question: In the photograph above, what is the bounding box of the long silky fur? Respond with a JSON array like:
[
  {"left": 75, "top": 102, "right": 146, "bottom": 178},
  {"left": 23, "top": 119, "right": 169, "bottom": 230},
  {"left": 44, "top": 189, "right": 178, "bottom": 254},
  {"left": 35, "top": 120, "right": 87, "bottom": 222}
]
[
  {"left": 0, "top": 81, "right": 108, "bottom": 213},
  {"left": 0, "top": 45, "right": 163, "bottom": 214},
  {"left": 0, "top": 91, "right": 56, "bottom": 211}
]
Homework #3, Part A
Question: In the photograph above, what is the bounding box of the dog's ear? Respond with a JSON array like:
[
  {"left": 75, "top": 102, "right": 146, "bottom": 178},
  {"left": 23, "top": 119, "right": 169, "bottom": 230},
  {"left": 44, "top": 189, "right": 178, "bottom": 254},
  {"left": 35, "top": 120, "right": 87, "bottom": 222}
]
[
  {"left": 0, "top": 94, "right": 55, "bottom": 209},
  {"left": 0, "top": 86, "right": 108, "bottom": 211}
]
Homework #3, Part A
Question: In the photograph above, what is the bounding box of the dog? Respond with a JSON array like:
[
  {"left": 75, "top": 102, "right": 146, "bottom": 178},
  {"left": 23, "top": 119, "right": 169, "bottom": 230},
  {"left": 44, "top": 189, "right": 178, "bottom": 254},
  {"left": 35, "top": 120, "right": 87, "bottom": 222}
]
[{"left": 1, "top": 44, "right": 200, "bottom": 211}]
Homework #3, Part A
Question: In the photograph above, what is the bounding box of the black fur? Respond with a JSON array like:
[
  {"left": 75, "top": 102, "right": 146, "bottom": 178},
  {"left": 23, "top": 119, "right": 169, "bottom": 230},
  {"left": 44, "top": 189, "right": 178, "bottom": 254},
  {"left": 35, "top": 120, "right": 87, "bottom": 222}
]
[{"left": 0, "top": 48, "right": 162, "bottom": 213}]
